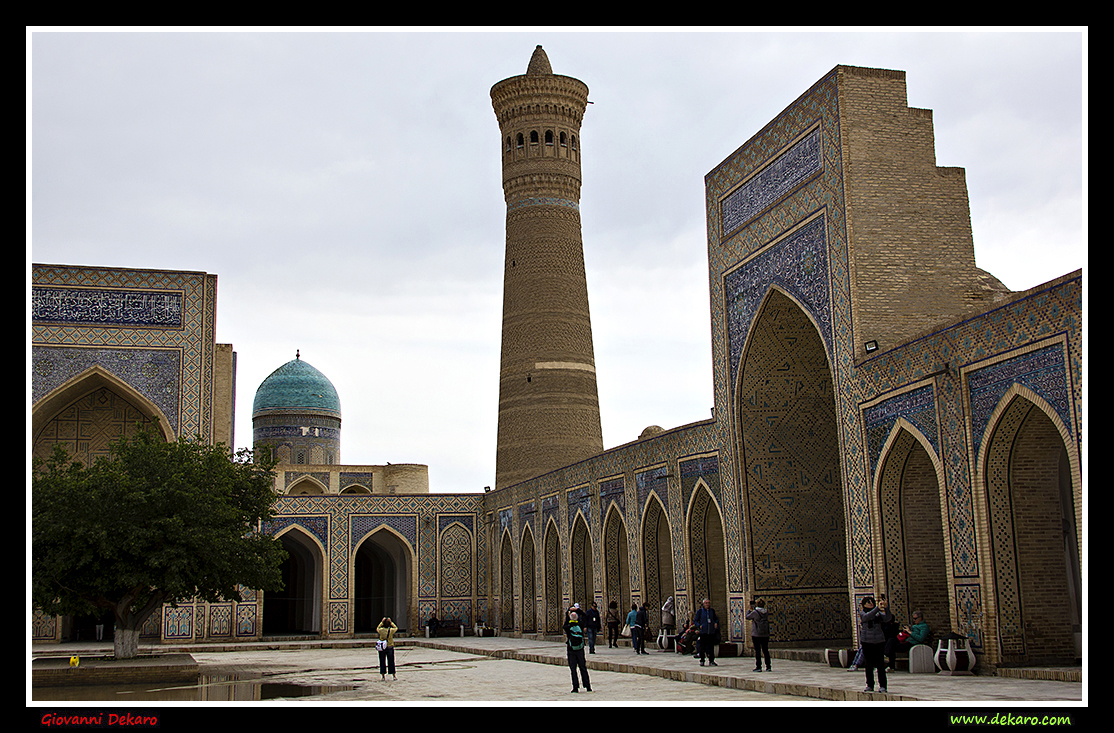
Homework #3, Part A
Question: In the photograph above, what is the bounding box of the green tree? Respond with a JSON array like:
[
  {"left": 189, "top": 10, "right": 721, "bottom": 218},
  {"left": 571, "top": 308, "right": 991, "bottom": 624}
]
[{"left": 32, "top": 426, "right": 287, "bottom": 659}]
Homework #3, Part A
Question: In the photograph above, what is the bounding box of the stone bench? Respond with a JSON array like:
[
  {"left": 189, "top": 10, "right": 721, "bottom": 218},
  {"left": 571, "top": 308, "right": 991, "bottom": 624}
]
[{"left": 826, "top": 643, "right": 934, "bottom": 673}]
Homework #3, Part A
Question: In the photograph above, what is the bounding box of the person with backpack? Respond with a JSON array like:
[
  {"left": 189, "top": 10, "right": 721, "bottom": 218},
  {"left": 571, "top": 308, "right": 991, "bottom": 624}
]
[{"left": 563, "top": 611, "right": 592, "bottom": 693}]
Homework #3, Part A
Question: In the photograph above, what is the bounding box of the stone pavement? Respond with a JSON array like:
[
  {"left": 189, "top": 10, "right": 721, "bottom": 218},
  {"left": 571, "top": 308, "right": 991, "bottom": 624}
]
[{"left": 31, "top": 635, "right": 1084, "bottom": 705}]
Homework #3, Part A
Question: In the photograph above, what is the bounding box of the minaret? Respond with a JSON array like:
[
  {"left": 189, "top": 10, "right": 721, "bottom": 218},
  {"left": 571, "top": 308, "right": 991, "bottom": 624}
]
[{"left": 491, "top": 46, "right": 603, "bottom": 490}]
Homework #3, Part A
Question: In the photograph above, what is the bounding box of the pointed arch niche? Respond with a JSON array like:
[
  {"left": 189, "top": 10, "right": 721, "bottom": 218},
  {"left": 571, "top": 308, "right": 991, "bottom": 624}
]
[
  {"left": 603, "top": 504, "right": 630, "bottom": 614},
  {"left": 263, "top": 526, "right": 324, "bottom": 636},
  {"left": 978, "top": 388, "right": 1081, "bottom": 666},
  {"left": 353, "top": 527, "right": 413, "bottom": 633},
  {"left": 570, "top": 512, "right": 595, "bottom": 607},
  {"left": 874, "top": 421, "right": 949, "bottom": 632},
  {"left": 735, "top": 287, "right": 849, "bottom": 642},
  {"left": 520, "top": 526, "right": 537, "bottom": 632},
  {"left": 687, "top": 482, "right": 727, "bottom": 626},
  {"left": 500, "top": 529, "right": 515, "bottom": 631},
  {"left": 641, "top": 495, "right": 674, "bottom": 632},
  {"left": 33, "top": 366, "right": 175, "bottom": 465},
  {"left": 544, "top": 519, "right": 563, "bottom": 633}
]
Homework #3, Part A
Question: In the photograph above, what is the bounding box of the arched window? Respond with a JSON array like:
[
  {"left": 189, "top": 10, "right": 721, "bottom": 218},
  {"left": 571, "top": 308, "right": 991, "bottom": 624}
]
[
  {"left": 530, "top": 130, "right": 539, "bottom": 144},
  {"left": 571, "top": 135, "right": 578, "bottom": 150},
  {"left": 545, "top": 130, "right": 553, "bottom": 145},
  {"left": 516, "top": 133, "right": 524, "bottom": 148},
  {"left": 560, "top": 131, "right": 568, "bottom": 147},
  {"left": 506, "top": 136, "right": 512, "bottom": 152}
]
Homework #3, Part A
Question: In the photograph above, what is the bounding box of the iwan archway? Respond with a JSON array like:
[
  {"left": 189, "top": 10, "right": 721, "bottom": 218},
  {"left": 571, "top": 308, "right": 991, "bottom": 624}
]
[
  {"left": 32, "top": 367, "right": 174, "bottom": 465},
  {"left": 735, "top": 287, "right": 850, "bottom": 643},
  {"left": 875, "top": 421, "right": 949, "bottom": 634},
  {"left": 353, "top": 527, "right": 413, "bottom": 633},
  {"left": 980, "top": 389, "right": 1081, "bottom": 666},
  {"left": 263, "top": 526, "right": 324, "bottom": 636}
]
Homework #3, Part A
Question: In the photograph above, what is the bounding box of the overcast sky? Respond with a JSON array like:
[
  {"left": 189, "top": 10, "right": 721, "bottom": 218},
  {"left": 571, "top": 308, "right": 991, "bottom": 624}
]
[{"left": 29, "top": 28, "right": 1086, "bottom": 493}]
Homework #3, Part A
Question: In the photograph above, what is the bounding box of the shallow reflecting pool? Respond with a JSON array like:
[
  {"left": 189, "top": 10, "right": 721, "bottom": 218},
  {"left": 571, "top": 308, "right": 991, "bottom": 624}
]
[{"left": 32, "top": 675, "right": 355, "bottom": 702}]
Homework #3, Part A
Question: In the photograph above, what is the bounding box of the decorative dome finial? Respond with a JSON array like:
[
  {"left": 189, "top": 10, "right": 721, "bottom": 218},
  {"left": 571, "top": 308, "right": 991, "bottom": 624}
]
[{"left": 526, "top": 45, "right": 553, "bottom": 76}]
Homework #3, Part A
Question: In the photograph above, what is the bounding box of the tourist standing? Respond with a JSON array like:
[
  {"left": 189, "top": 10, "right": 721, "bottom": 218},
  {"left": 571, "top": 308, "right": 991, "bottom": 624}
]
[
  {"left": 606, "top": 600, "right": 622, "bottom": 648},
  {"left": 626, "top": 602, "right": 644, "bottom": 654},
  {"left": 858, "top": 596, "right": 890, "bottom": 694},
  {"left": 563, "top": 611, "right": 592, "bottom": 693},
  {"left": 584, "top": 601, "right": 602, "bottom": 653},
  {"left": 746, "top": 597, "right": 771, "bottom": 671},
  {"left": 694, "top": 597, "right": 720, "bottom": 667},
  {"left": 376, "top": 616, "right": 398, "bottom": 680}
]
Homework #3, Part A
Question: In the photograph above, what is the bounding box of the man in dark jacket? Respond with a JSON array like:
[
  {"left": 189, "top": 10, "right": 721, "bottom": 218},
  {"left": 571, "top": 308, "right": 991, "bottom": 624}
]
[
  {"left": 693, "top": 598, "right": 720, "bottom": 667},
  {"left": 584, "top": 601, "right": 602, "bottom": 654}
]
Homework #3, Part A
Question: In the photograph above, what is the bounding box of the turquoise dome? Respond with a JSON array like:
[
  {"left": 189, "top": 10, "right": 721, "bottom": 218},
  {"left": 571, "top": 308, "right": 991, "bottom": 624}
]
[{"left": 252, "top": 358, "right": 341, "bottom": 419}]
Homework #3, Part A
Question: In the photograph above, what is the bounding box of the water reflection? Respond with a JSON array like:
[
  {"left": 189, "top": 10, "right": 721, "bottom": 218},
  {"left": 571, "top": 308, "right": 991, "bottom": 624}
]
[{"left": 32, "top": 674, "right": 355, "bottom": 702}]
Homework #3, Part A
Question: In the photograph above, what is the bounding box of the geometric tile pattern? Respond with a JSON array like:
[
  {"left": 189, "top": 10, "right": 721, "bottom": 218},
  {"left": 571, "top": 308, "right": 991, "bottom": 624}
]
[
  {"left": 721, "top": 125, "right": 823, "bottom": 236},
  {"left": 32, "top": 346, "right": 183, "bottom": 436},
  {"left": 737, "top": 288, "right": 847, "bottom": 613},
  {"left": 32, "top": 265, "right": 219, "bottom": 444},
  {"left": 31, "top": 385, "right": 154, "bottom": 466},
  {"left": 967, "top": 341, "right": 1070, "bottom": 458}
]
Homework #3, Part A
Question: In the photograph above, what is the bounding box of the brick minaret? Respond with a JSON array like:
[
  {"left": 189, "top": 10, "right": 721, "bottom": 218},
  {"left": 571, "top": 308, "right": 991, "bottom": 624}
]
[{"left": 491, "top": 46, "right": 603, "bottom": 490}]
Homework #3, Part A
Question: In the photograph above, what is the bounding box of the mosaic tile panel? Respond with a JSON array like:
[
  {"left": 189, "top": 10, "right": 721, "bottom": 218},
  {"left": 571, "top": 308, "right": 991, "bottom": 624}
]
[
  {"left": 439, "top": 521, "right": 473, "bottom": 598},
  {"left": 968, "top": 342, "right": 1071, "bottom": 457},
  {"left": 863, "top": 384, "right": 940, "bottom": 480},
  {"left": 567, "top": 484, "right": 592, "bottom": 529},
  {"left": 236, "top": 603, "right": 258, "bottom": 637},
  {"left": 208, "top": 605, "right": 233, "bottom": 637},
  {"left": 721, "top": 125, "right": 823, "bottom": 236},
  {"left": 724, "top": 215, "right": 832, "bottom": 393},
  {"left": 32, "top": 265, "right": 219, "bottom": 443},
  {"left": 32, "top": 346, "right": 183, "bottom": 435},
  {"left": 33, "top": 285, "right": 184, "bottom": 328},
  {"left": 636, "top": 466, "right": 669, "bottom": 520}
]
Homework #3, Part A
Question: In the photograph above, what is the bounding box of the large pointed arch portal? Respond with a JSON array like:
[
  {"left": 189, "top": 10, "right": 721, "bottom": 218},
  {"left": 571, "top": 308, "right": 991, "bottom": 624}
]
[
  {"left": 263, "top": 527, "right": 323, "bottom": 635},
  {"left": 736, "top": 288, "right": 850, "bottom": 642},
  {"left": 32, "top": 367, "right": 174, "bottom": 465},
  {"left": 354, "top": 529, "right": 412, "bottom": 633}
]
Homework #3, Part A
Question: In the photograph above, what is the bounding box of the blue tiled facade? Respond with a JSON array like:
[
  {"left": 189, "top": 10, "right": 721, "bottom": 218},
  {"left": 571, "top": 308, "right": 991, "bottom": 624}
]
[{"left": 31, "top": 63, "right": 1082, "bottom": 668}]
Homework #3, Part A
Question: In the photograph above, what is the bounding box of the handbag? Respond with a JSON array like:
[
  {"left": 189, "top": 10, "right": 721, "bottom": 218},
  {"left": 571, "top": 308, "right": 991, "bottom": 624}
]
[
  {"left": 620, "top": 624, "right": 631, "bottom": 638},
  {"left": 376, "top": 639, "right": 388, "bottom": 651},
  {"left": 896, "top": 630, "right": 910, "bottom": 643}
]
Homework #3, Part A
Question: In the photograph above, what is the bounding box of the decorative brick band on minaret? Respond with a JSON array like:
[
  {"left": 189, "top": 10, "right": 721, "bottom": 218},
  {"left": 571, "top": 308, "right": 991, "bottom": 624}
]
[{"left": 491, "top": 46, "right": 603, "bottom": 491}]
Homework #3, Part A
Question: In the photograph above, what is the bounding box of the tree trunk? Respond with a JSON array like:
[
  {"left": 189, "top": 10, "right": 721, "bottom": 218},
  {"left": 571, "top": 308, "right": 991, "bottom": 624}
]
[{"left": 114, "top": 627, "right": 140, "bottom": 659}]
